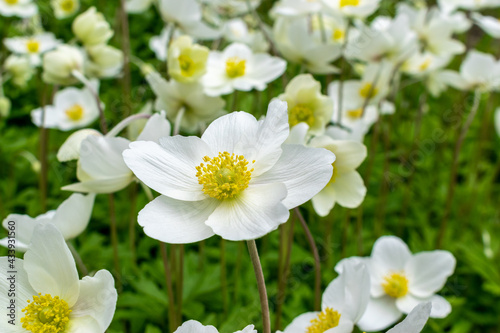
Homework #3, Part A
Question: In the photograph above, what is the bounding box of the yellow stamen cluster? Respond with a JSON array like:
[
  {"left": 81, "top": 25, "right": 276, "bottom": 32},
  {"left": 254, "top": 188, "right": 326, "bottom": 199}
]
[
  {"left": 21, "top": 293, "right": 71, "bottom": 333},
  {"left": 289, "top": 104, "right": 315, "bottom": 127},
  {"left": 26, "top": 40, "right": 40, "bottom": 53},
  {"left": 196, "top": 152, "right": 253, "bottom": 200},
  {"left": 327, "top": 161, "right": 338, "bottom": 185},
  {"left": 359, "top": 83, "right": 378, "bottom": 100},
  {"left": 340, "top": 0, "right": 360, "bottom": 7},
  {"left": 382, "top": 272, "right": 409, "bottom": 298},
  {"left": 178, "top": 54, "right": 195, "bottom": 77},
  {"left": 5, "top": 0, "right": 18, "bottom": 5},
  {"left": 60, "top": 0, "right": 75, "bottom": 12},
  {"left": 419, "top": 59, "right": 431, "bottom": 72},
  {"left": 65, "top": 104, "right": 84, "bottom": 121},
  {"left": 332, "top": 29, "right": 345, "bottom": 41},
  {"left": 307, "top": 308, "right": 341, "bottom": 333},
  {"left": 347, "top": 108, "right": 363, "bottom": 119},
  {"left": 225, "top": 57, "right": 246, "bottom": 78}
]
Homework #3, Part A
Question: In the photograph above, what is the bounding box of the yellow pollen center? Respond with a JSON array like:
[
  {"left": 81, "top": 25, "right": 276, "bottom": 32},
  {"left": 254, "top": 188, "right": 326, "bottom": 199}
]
[
  {"left": 359, "top": 83, "right": 378, "bottom": 100},
  {"left": 26, "top": 40, "right": 40, "bottom": 53},
  {"left": 5, "top": 0, "right": 18, "bottom": 5},
  {"left": 382, "top": 273, "right": 409, "bottom": 298},
  {"left": 196, "top": 152, "right": 253, "bottom": 200},
  {"left": 327, "top": 161, "right": 338, "bottom": 185},
  {"left": 347, "top": 108, "right": 363, "bottom": 119},
  {"left": 21, "top": 293, "right": 71, "bottom": 333},
  {"left": 307, "top": 308, "right": 341, "bottom": 333},
  {"left": 289, "top": 104, "right": 315, "bottom": 127},
  {"left": 178, "top": 54, "right": 195, "bottom": 77},
  {"left": 419, "top": 59, "right": 431, "bottom": 72},
  {"left": 60, "top": 0, "right": 75, "bottom": 12},
  {"left": 340, "top": 0, "right": 360, "bottom": 7},
  {"left": 225, "top": 57, "right": 246, "bottom": 78},
  {"left": 332, "top": 29, "right": 345, "bottom": 41},
  {"left": 65, "top": 104, "right": 84, "bottom": 121}
]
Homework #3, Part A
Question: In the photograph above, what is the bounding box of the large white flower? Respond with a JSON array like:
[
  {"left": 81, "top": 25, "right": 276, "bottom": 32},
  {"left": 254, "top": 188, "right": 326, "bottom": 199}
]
[
  {"left": 31, "top": 83, "right": 100, "bottom": 131},
  {"left": 0, "top": 193, "right": 94, "bottom": 252},
  {"left": 282, "top": 261, "right": 370, "bottom": 333},
  {"left": 4, "top": 33, "right": 61, "bottom": 67},
  {"left": 0, "top": 224, "right": 117, "bottom": 332},
  {"left": 147, "top": 72, "right": 226, "bottom": 133},
  {"left": 122, "top": 100, "right": 335, "bottom": 243},
  {"left": 472, "top": 12, "right": 500, "bottom": 38},
  {"left": 336, "top": 236, "right": 456, "bottom": 332},
  {"left": 0, "top": 0, "right": 37, "bottom": 17},
  {"left": 202, "top": 43, "right": 286, "bottom": 96},
  {"left": 175, "top": 320, "right": 256, "bottom": 333}
]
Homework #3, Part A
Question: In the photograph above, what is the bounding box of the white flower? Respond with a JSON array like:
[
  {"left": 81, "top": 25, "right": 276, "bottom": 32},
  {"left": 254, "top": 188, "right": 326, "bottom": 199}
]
[
  {"left": 271, "top": 0, "right": 323, "bottom": 16},
  {"left": 321, "top": 0, "right": 381, "bottom": 19},
  {"left": 310, "top": 135, "right": 367, "bottom": 215},
  {"left": 223, "top": 19, "right": 270, "bottom": 53},
  {"left": 42, "top": 44, "right": 85, "bottom": 85},
  {"left": 282, "top": 261, "right": 370, "bottom": 333},
  {"left": 4, "top": 54, "right": 35, "bottom": 87},
  {"left": 4, "top": 33, "right": 61, "bottom": 66},
  {"left": 277, "top": 74, "right": 333, "bottom": 135},
  {"left": 336, "top": 236, "right": 456, "bottom": 332},
  {"left": 126, "top": 0, "right": 154, "bottom": 14},
  {"left": 0, "top": 0, "right": 37, "bottom": 18},
  {"left": 85, "top": 44, "right": 124, "bottom": 79},
  {"left": 386, "top": 302, "right": 432, "bottom": 333},
  {"left": 72, "top": 7, "right": 114, "bottom": 46},
  {"left": 472, "top": 13, "right": 500, "bottom": 38},
  {"left": 440, "top": 50, "right": 500, "bottom": 92},
  {"left": 168, "top": 35, "right": 209, "bottom": 83},
  {"left": 274, "top": 16, "right": 341, "bottom": 74},
  {"left": 147, "top": 72, "right": 226, "bottom": 133},
  {"left": 122, "top": 100, "right": 335, "bottom": 243},
  {"left": 201, "top": 43, "right": 286, "bottom": 96},
  {"left": 31, "top": 83, "right": 100, "bottom": 131},
  {"left": 51, "top": 0, "right": 79, "bottom": 19},
  {"left": 0, "top": 193, "right": 95, "bottom": 252},
  {"left": 175, "top": 320, "right": 256, "bottom": 333},
  {"left": 158, "top": 0, "right": 221, "bottom": 40},
  {"left": 61, "top": 112, "right": 171, "bottom": 194},
  {"left": 0, "top": 224, "right": 117, "bottom": 333}
]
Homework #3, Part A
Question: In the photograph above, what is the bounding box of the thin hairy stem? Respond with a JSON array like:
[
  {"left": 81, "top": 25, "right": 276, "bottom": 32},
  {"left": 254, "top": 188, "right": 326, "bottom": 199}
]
[
  {"left": 247, "top": 239, "right": 271, "bottom": 333},
  {"left": 275, "top": 218, "right": 295, "bottom": 330},
  {"left": 160, "top": 242, "right": 177, "bottom": 332}
]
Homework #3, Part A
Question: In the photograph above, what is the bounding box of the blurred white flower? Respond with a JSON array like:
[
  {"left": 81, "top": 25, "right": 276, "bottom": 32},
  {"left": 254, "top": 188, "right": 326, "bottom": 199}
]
[
  {"left": 51, "top": 0, "right": 79, "bottom": 19},
  {"left": 322, "top": 0, "right": 381, "bottom": 19},
  {"left": 42, "top": 44, "right": 85, "bottom": 85},
  {"left": 168, "top": 35, "right": 209, "bottom": 83},
  {"left": 401, "top": 52, "right": 451, "bottom": 77},
  {"left": 4, "top": 33, "right": 61, "bottom": 66},
  {"left": 0, "top": 0, "right": 37, "bottom": 18},
  {"left": 86, "top": 44, "right": 124, "bottom": 79},
  {"left": 122, "top": 100, "right": 335, "bottom": 243},
  {"left": 126, "top": 0, "right": 154, "bottom": 14},
  {"left": 223, "top": 18, "right": 270, "bottom": 53},
  {"left": 336, "top": 236, "right": 456, "bottom": 332},
  {"left": 0, "top": 193, "right": 95, "bottom": 252},
  {"left": 0, "top": 224, "right": 117, "bottom": 332},
  {"left": 72, "top": 7, "right": 114, "bottom": 46},
  {"left": 4, "top": 54, "right": 35, "bottom": 87},
  {"left": 175, "top": 320, "right": 256, "bottom": 333},
  {"left": 147, "top": 72, "right": 226, "bottom": 133},
  {"left": 472, "top": 12, "right": 500, "bottom": 38},
  {"left": 271, "top": 0, "right": 323, "bottom": 16},
  {"left": 277, "top": 74, "right": 333, "bottom": 135},
  {"left": 201, "top": 43, "right": 286, "bottom": 96},
  {"left": 31, "top": 83, "right": 100, "bottom": 131}
]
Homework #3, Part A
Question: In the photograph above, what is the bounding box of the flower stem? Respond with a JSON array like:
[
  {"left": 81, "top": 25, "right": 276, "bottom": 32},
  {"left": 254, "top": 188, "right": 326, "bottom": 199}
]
[
  {"left": 160, "top": 242, "right": 177, "bottom": 332},
  {"left": 173, "top": 107, "right": 185, "bottom": 136},
  {"left": 294, "top": 207, "right": 321, "bottom": 311},
  {"left": 119, "top": 0, "right": 132, "bottom": 118},
  {"left": 67, "top": 241, "right": 88, "bottom": 276},
  {"left": 246, "top": 239, "right": 271, "bottom": 333},
  {"left": 176, "top": 244, "right": 184, "bottom": 324},
  {"left": 108, "top": 193, "right": 122, "bottom": 292},
  {"left": 220, "top": 239, "right": 228, "bottom": 318}
]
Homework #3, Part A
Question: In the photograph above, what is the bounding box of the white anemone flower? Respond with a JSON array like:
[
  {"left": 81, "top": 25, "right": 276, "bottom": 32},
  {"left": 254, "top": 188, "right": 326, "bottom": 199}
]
[
  {"left": 175, "top": 320, "right": 256, "bottom": 333},
  {"left": 309, "top": 135, "right": 367, "bottom": 216},
  {"left": 472, "top": 13, "right": 500, "bottom": 38},
  {"left": 0, "top": 0, "right": 37, "bottom": 17},
  {"left": 51, "top": 0, "right": 80, "bottom": 19},
  {"left": 0, "top": 224, "right": 117, "bottom": 332},
  {"left": 4, "top": 33, "right": 61, "bottom": 67},
  {"left": 61, "top": 112, "right": 171, "bottom": 194},
  {"left": 271, "top": 0, "right": 323, "bottom": 16},
  {"left": 201, "top": 43, "right": 286, "bottom": 96},
  {"left": 0, "top": 193, "right": 95, "bottom": 252},
  {"left": 147, "top": 72, "right": 226, "bottom": 133},
  {"left": 72, "top": 7, "right": 114, "bottom": 47},
  {"left": 321, "top": 0, "right": 380, "bottom": 19},
  {"left": 31, "top": 83, "right": 100, "bottom": 131},
  {"left": 336, "top": 236, "right": 456, "bottom": 332},
  {"left": 122, "top": 100, "right": 335, "bottom": 243},
  {"left": 223, "top": 19, "right": 270, "bottom": 53},
  {"left": 126, "top": 0, "right": 154, "bottom": 14}
]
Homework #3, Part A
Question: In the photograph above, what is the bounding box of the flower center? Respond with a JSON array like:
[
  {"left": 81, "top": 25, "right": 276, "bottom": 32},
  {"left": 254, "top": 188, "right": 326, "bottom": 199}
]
[
  {"left": 225, "top": 57, "right": 246, "bottom": 78},
  {"left": 307, "top": 308, "right": 341, "bottom": 333},
  {"left": 5, "top": 0, "right": 18, "bottom": 5},
  {"left": 382, "top": 272, "right": 409, "bottom": 298},
  {"left": 332, "top": 29, "right": 344, "bottom": 41},
  {"left": 65, "top": 104, "right": 84, "bottom": 121},
  {"left": 419, "top": 59, "right": 431, "bottom": 72},
  {"left": 26, "top": 40, "right": 40, "bottom": 53},
  {"left": 359, "top": 83, "right": 378, "bottom": 100},
  {"left": 196, "top": 152, "right": 253, "bottom": 200},
  {"left": 60, "top": 0, "right": 75, "bottom": 12},
  {"left": 289, "top": 104, "right": 315, "bottom": 127},
  {"left": 327, "top": 161, "right": 338, "bottom": 185},
  {"left": 178, "top": 54, "right": 195, "bottom": 77},
  {"left": 21, "top": 294, "right": 71, "bottom": 333},
  {"left": 340, "top": 0, "right": 359, "bottom": 7},
  {"left": 346, "top": 108, "right": 363, "bottom": 119}
]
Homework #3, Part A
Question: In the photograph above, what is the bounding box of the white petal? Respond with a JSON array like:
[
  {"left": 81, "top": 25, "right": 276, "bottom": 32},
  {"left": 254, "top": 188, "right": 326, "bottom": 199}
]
[
  {"left": 136, "top": 111, "right": 171, "bottom": 142},
  {"left": 79, "top": 136, "right": 131, "bottom": 179},
  {"left": 406, "top": 251, "right": 456, "bottom": 298},
  {"left": 396, "top": 294, "right": 451, "bottom": 318},
  {"left": 1, "top": 214, "right": 41, "bottom": 251},
  {"left": 123, "top": 137, "right": 210, "bottom": 201},
  {"left": 357, "top": 296, "right": 402, "bottom": 332},
  {"left": 63, "top": 176, "right": 133, "bottom": 194},
  {"left": 253, "top": 144, "right": 335, "bottom": 209},
  {"left": 52, "top": 193, "right": 96, "bottom": 240},
  {"left": 205, "top": 183, "right": 289, "bottom": 241},
  {"left": 138, "top": 195, "right": 217, "bottom": 244},
  {"left": 312, "top": 185, "right": 336, "bottom": 217},
  {"left": 71, "top": 270, "right": 117, "bottom": 332},
  {"left": 23, "top": 224, "right": 80, "bottom": 307},
  {"left": 67, "top": 315, "right": 102, "bottom": 333},
  {"left": 282, "top": 312, "right": 319, "bottom": 333},
  {"left": 174, "top": 320, "right": 219, "bottom": 333},
  {"left": 386, "top": 302, "right": 431, "bottom": 333},
  {"left": 371, "top": 236, "right": 412, "bottom": 278},
  {"left": 330, "top": 170, "right": 366, "bottom": 208},
  {"left": 57, "top": 129, "right": 103, "bottom": 162}
]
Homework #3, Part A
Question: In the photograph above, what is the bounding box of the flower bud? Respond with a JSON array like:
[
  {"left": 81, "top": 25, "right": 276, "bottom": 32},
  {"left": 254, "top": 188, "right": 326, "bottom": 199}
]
[
  {"left": 86, "top": 44, "right": 124, "bottom": 78},
  {"left": 42, "top": 45, "right": 85, "bottom": 85},
  {"left": 72, "top": 7, "right": 113, "bottom": 46},
  {"left": 4, "top": 55, "right": 35, "bottom": 87}
]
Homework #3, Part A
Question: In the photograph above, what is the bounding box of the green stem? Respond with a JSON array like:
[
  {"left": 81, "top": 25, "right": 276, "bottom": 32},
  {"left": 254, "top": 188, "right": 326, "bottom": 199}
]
[
  {"left": 160, "top": 242, "right": 177, "bottom": 332},
  {"left": 108, "top": 193, "right": 122, "bottom": 291},
  {"left": 220, "top": 239, "right": 228, "bottom": 318},
  {"left": 67, "top": 241, "right": 88, "bottom": 276}
]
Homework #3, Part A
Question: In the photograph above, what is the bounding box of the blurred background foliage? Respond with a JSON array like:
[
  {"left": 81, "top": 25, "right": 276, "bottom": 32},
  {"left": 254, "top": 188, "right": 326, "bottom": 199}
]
[{"left": 0, "top": 0, "right": 499, "bottom": 332}]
